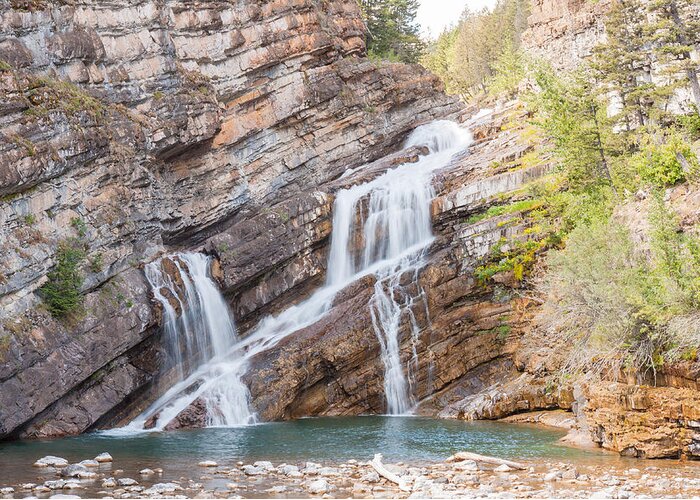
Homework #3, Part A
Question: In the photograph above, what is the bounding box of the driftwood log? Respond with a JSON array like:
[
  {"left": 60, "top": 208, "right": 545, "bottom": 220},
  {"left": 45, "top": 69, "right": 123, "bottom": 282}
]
[
  {"left": 446, "top": 451, "right": 526, "bottom": 470},
  {"left": 370, "top": 454, "right": 411, "bottom": 492}
]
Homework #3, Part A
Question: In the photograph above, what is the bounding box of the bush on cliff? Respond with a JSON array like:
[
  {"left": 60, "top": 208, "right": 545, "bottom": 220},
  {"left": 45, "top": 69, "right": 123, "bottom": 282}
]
[
  {"left": 39, "top": 239, "right": 86, "bottom": 318},
  {"left": 539, "top": 196, "right": 700, "bottom": 380}
]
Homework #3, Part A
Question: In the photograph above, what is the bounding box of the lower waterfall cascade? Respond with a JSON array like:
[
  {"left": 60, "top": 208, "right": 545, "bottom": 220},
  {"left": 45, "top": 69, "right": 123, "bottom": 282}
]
[{"left": 121, "top": 120, "right": 473, "bottom": 431}]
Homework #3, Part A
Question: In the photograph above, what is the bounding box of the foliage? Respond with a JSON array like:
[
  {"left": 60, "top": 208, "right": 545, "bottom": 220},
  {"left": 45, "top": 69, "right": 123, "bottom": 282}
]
[
  {"left": 24, "top": 77, "right": 105, "bottom": 121},
  {"left": 420, "top": 0, "right": 530, "bottom": 100},
  {"left": 358, "top": 0, "right": 425, "bottom": 63},
  {"left": 646, "top": 0, "right": 700, "bottom": 110},
  {"left": 628, "top": 131, "right": 699, "bottom": 187},
  {"left": 466, "top": 198, "right": 544, "bottom": 225},
  {"left": 39, "top": 239, "right": 86, "bottom": 318},
  {"left": 539, "top": 196, "right": 700, "bottom": 380},
  {"left": 676, "top": 107, "right": 700, "bottom": 138},
  {"left": 487, "top": 39, "right": 526, "bottom": 99},
  {"left": 529, "top": 64, "right": 615, "bottom": 189}
]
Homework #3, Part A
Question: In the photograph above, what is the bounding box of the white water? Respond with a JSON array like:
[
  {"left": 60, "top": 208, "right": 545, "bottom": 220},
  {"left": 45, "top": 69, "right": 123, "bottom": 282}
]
[{"left": 118, "top": 120, "right": 471, "bottom": 432}]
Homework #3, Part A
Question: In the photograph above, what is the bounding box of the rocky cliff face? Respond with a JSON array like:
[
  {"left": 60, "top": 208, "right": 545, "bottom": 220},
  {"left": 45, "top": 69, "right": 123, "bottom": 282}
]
[
  {"left": 0, "top": 0, "right": 462, "bottom": 439},
  {"left": 522, "top": 0, "right": 610, "bottom": 71}
]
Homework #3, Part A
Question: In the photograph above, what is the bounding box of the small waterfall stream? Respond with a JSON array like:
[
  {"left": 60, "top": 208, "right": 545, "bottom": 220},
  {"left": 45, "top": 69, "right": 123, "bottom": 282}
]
[{"left": 119, "top": 120, "right": 472, "bottom": 432}]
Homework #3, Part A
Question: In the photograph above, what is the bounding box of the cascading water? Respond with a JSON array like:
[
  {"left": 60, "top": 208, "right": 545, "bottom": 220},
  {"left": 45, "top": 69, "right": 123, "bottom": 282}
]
[
  {"left": 145, "top": 253, "right": 238, "bottom": 378},
  {"left": 117, "top": 120, "right": 472, "bottom": 432}
]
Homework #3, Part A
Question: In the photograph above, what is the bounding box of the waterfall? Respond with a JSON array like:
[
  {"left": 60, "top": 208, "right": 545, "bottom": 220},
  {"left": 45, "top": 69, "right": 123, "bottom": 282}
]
[
  {"left": 144, "top": 254, "right": 238, "bottom": 377},
  {"left": 326, "top": 120, "right": 472, "bottom": 413},
  {"left": 117, "top": 120, "right": 471, "bottom": 432}
]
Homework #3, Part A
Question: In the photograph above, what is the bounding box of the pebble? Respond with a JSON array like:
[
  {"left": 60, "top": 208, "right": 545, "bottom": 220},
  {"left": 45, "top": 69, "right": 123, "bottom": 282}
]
[
  {"left": 242, "top": 465, "right": 263, "bottom": 476},
  {"left": 494, "top": 464, "right": 512, "bottom": 472},
  {"left": 102, "top": 478, "right": 117, "bottom": 488},
  {"left": 0, "top": 487, "right": 14, "bottom": 495},
  {"left": 116, "top": 478, "right": 138, "bottom": 486},
  {"left": 544, "top": 470, "right": 563, "bottom": 482},
  {"left": 62, "top": 481, "right": 83, "bottom": 490},
  {"left": 453, "top": 460, "right": 479, "bottom": 471},
  {"left": 33, "top": 456, "right": 69, "bottom": 468},
  {"left": 49, "top": 495, "right": 80, "bottom": 499},
  {"left": 79, "top": 459, "right": 100, "bottom": 468},
  {"left": 308, "top": 479, "right": 329, "bottom": 494},
  {"left": 44, "top": 481, "right": 66, "bottom": 490},
  {"left": 361, "top": 471, "right": 380, "bottom": 483},
  {"left": 95, "top": 452, "right": 113, "bottom": 463},
  {"left": 139, "top": 468, "right": 155, "bottom": 475},
  {"left": 279, "top": 465, "right": 300, "bottom": 476},
  {"left": 20, "top": 484, "right": 36, "bottom": 490},
  {"left": 253, "top": 461, "right": 274, "bottom": 471},
  {"left": 267, "top": 485, "right": 287, "bottom": 493},
  {"left": 60, "top": 464, "right": 88, "bottom": 478},
  {"left": 197, "top": 461, "right": 217, "bottom": 467},
  {"left": 142, "top": 483, "right": 182, "bottom": 495}
]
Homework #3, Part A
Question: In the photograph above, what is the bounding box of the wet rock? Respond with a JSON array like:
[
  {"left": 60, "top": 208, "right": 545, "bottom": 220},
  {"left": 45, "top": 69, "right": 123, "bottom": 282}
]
[
  {"left": 62, "top": 481, "right": 83, "bottom": 490},
  {"left": 562, "top": 468, "right": 579, "bottom": 480},
  {"left": 242, "top": 465, "right": 263, "bottom": 476},
  {"left": 198, "top": 461, "right": 217, "bottom": 467},
  {"left": 308, "top": 479, "right": 329, "bottom": 494},
  {"left": 142, "top": 482, "right": 182, "bottom": 495},
  {"left": 34, "top": 456, "right": 69, "bottom": 468},
  {"left": 95, "top": 453, "right": 113, "bottom": 463},
  {"left": 49, "top": 495, "right": 80, "bottom": 499},
  {"left": 79, "top": 460, "right": 99, "bottom": 468},
  {"left": 267, "top": 485, "right": 287, "bottom": 493},
  {"left": 319, "top": 467, "right": 340, "bottom": 477},
  {"left": 279, "top": 465, "right": 301, "bottom": 476},
  {"left": 116, "top": 478, "right": 138, "bottom": 487},
  {"left": 0, "top": 487, "right": 14, "bottom": 495},
  {"left": 252, "top": 461, "right": 274, "bottom": 471},
  {"left": 20, "top": 484, "right": 36, "bottom": 490},
  {"left": 495, "top": 464, "right": 513, "bottom": 472},
  {"left": 139, "top": 469, "right": 155, "bottom": 476},
  {"left": 102, "top": 478, "right": 117, "bottom": 488},
  {"left": 544, "top": 471, "right": 563, "bottom": 482},
  {"left": 453, "top": 460, "right": 479, "bottom": 472},
  {"left": 60, "top": 464, "right": 89, "bottom": 478},
  {"left": 361, "top": 471, "right": 380, "bottom": 483}
]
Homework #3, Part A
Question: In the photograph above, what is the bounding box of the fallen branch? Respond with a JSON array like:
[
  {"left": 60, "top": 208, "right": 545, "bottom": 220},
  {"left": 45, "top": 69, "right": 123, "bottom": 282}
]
[
  {"left": 370, "top": 454, "right": 411, "bottom": 492},
  {"left": 446, "top": 451, "right": 526, "bottom": 470}
]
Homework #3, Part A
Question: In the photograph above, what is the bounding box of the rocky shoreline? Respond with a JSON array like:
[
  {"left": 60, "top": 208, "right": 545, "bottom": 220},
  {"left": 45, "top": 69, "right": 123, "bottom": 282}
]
[{"left": 3, "top": 443, "right": 700, "bottom": 499}]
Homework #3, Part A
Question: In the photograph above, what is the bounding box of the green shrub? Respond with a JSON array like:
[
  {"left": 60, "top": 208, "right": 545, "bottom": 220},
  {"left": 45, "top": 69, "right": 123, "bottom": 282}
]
[
  {"left": 629, "top": 133, "right": 698, "bottom": 187},
  {"left": 71, "top": 217, "right": 87, "bottom": 237},
  {"left": 39, "top": 240, "right": 86, "bottom": 318},
  {"left": 676, "top": 108, "right": 700, "bottom": 139},
  {"left": 539, "top": 199, "right": 700, "bottom": 380}
]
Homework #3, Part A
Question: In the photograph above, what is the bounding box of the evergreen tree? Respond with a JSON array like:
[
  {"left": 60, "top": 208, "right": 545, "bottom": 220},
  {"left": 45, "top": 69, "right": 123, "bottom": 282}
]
[
  {"left": 531, "top": 65, "right": 615, "bottom": 188},
  {"left": 591, "top": 0, "right": 656, "bottom": 130},
  {"left": 359, "top": 0, "right": 425, "bottom": 63},
  {"left": 420, "top": 0, "right": 530, "bottom": 100},
  {"left": 646, "top": 0, "right": 700, "bottom": 110}
]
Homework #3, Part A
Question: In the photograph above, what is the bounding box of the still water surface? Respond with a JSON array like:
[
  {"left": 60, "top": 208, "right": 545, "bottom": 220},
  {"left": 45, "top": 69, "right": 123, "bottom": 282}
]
[{"left": 0, "top": 416, "right": 618, "bottom": 491}]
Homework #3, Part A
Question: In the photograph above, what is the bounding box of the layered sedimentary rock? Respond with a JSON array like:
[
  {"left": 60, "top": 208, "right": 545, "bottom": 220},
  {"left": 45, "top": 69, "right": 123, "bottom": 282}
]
[
  {"left": 156, "top": 103, "right": 555, "bottom": 429},
  {"left": 0, "top": 0, "right": 461, "bottom": 438},
  {"left": 521, "top": 0, "right": 610, "bottom": 71}
]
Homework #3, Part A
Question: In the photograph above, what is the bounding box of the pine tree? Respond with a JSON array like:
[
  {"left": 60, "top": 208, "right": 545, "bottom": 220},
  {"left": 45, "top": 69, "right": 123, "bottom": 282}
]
[
  {"left": 646, "top": 0, "right": 700, "bottom": 110},
  {"left": 359, "top": 0, "right": 425, "bottom": 63},
  {"left": 531, "top": 65, "right": 615, "bottom": 188},
  {"left": 591, "top": 0, "right": 656, "bottom": 130}
]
